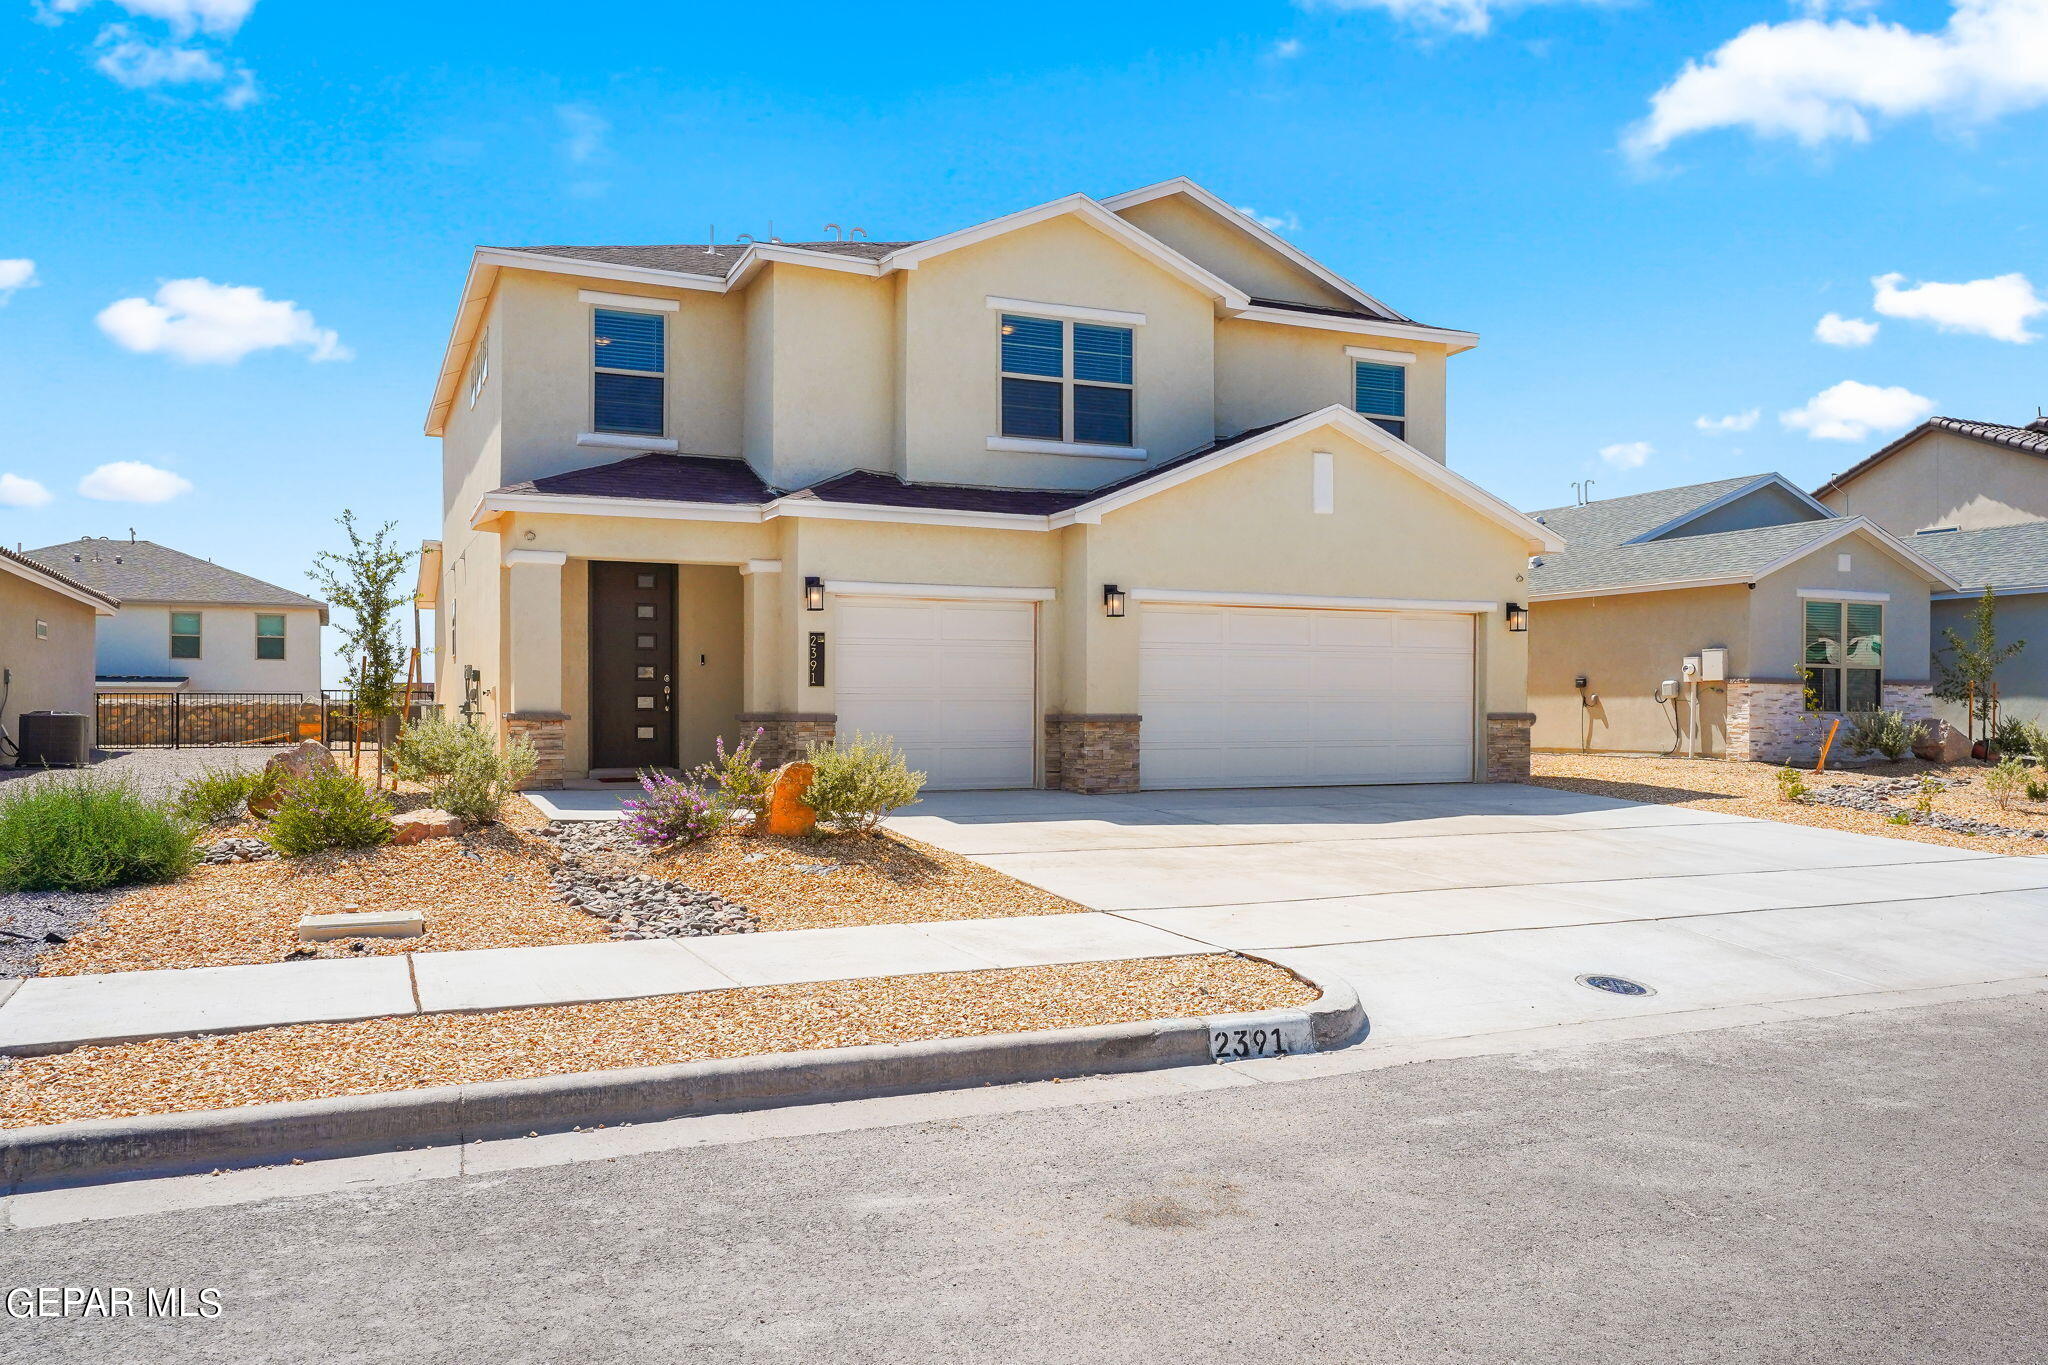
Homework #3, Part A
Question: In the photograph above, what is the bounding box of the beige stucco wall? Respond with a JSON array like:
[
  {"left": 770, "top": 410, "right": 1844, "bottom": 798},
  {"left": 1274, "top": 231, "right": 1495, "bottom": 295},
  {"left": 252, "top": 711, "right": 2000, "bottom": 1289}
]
[
  {"left": 1113, "top": 195, "right": 1357, "bottom": 310},
  {"left": 745, "top": 266, "right": 896, "bottom": 489},
  {"left": 1749, "top": 530, "right": 1936, "bottom": 682},
  {"left": 1819, "top": 429, "right": 2048, "bottom": 535},
  {"left": 0, "top": 570, "right": 98, "bottom": 761},
  {"left": 1214, "top": 316, "right": 1448, "bottom": 461},
  {"left": 1529, "top": 586, "right": 1748, "bottom": 755}
]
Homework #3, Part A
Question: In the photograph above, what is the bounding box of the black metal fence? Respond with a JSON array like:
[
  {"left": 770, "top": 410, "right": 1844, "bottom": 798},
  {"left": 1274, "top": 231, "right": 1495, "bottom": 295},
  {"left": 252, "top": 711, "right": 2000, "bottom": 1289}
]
[{"left": 95, "top": 692, "right": 319, "bottom": 749}]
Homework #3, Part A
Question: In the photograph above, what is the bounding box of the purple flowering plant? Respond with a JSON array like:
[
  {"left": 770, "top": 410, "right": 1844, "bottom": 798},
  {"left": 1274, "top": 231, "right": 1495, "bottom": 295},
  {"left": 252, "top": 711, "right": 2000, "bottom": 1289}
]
[{"left": 619, "top": 770, "right": 732, "bottom": 848}]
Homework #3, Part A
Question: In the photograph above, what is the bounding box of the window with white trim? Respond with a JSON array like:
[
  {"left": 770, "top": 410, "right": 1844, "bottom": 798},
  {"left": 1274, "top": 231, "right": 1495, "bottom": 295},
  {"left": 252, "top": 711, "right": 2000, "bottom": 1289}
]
[
  {"left": 255, "top": 613, "right": 286, "bottom": 660},
  {"left": 1802, "top": 600, "right": 1882, "bottom": 712},
  {"left": 999, "top": 314, "right": 1133, "bottom": 446},
  {"left": 170, "top": 611, "right": 202, "bottom": 660},
  {"left": 592, "top": 308, "right": 665, "bottom": 436},
  {"left": 1353, "top": 361, "right": 1406, "bottom": 440},
  {"left": 467, "top": 327, "right": 489, "bottom": 408}
]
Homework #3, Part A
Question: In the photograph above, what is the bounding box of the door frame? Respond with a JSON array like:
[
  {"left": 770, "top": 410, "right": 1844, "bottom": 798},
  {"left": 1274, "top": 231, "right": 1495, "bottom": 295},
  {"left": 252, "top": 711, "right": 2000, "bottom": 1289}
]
[{"left": 586, "top": 560, "right": 680, "bottom": 771}]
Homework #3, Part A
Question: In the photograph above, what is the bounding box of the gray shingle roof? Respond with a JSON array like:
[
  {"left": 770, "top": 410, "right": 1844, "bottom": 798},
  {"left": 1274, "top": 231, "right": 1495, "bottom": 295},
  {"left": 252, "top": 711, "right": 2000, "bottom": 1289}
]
[
  {"left": 1907, "top": 521, "right": 2048, "bottom": 592},
  {"left": 1815, "top": 416, "right": 2048, "bottom": 496},
  {"left": 497, "top": 241, "right": 917, "bottom": 280},
  {"left": 25, "top": 538, "right": 326, "bottom": 611},
  {"left": 1526, "top": 519, "right": 1854, "bottom": 597},
  {"left": 0, "top": 543, "right": 119, "bottom": 609},
  {"left": 1526, "top": 475, "right": 1766, "bottom": 550}
]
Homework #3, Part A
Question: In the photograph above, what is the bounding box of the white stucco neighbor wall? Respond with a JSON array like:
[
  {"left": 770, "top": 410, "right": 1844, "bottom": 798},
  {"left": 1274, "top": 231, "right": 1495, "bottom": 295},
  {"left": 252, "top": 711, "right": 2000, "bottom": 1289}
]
[{"left": 96, "top": 604, "right": 324, "bottom": 694}]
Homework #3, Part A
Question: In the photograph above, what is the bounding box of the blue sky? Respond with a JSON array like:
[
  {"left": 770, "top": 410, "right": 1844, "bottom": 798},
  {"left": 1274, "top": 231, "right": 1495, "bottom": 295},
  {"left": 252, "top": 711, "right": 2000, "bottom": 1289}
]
[{"left": 3, "top": 0, "right": 2045, "bottom": 685}]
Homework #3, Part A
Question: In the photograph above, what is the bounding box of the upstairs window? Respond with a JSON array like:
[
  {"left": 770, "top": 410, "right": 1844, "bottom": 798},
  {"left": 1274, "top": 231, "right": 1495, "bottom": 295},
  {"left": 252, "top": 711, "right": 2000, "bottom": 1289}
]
[
  {"left": 592, "top": 308, "right": 665, "bottom": 436},
  {"left": 1802, "top": 600, "right": 1882, "bottom": 712},
  {"left": 467, "top": 328, "right": 489, "bottom": 408},
  {"left": 999, "top": 314, "right": 1133, "bottom": 446},
  {"left": 170, "top": 611, "right": 202, "bottom": 660},
  {"left": 1353, "top": 361, "right": 1406, "bottom": 440},
  {"left": 255, "top": 613, "right": 286, "bottom": 660}
]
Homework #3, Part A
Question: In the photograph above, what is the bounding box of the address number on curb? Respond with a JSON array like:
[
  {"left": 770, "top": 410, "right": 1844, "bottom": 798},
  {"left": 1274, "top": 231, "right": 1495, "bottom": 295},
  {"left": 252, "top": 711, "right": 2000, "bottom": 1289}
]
[{"left": 1210, "top": 1026, "right": 1289, "bottom": 1062}]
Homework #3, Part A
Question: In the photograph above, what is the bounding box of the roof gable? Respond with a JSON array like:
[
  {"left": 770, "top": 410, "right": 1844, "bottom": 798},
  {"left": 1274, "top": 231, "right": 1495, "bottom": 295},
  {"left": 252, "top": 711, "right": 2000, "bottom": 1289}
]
[
  {"left": 26, "top": 539, "right": 327, "bottom": 616},
  {"left": 1527, "top": 516, "right": 1959, "bottom": 600},
  {"left": 1816, "top": 416, "right": 2048, "bottom": 497}
]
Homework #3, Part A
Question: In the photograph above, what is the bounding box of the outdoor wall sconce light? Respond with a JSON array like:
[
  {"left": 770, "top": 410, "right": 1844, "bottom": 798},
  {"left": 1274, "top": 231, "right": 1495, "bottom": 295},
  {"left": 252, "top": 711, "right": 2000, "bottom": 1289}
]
[
  {"left": 1505, "top": 602, "right": 1529, "bottom": 632},
  {"left": 804, "top": 576, "right": 825, "bottom": 612},
  {"left": 1103, "top": 584, "right": 1126, "bottom": 617}
]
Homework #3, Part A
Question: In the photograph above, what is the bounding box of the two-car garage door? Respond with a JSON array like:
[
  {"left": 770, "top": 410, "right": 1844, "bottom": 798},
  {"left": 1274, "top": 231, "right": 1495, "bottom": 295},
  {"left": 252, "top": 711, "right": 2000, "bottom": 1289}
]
[{"left": 1138, "top": 603, "right": 1475, "bottom": 789}]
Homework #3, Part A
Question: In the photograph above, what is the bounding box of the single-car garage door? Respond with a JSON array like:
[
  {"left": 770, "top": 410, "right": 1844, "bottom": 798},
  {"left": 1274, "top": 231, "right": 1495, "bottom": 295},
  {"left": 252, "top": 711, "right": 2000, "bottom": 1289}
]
[
  {"left": 1139, "top": 603, "right": 1474, "bottom": 788},
  {"left": 833, "top": 596, "right": 1037, "bottom": 790}
]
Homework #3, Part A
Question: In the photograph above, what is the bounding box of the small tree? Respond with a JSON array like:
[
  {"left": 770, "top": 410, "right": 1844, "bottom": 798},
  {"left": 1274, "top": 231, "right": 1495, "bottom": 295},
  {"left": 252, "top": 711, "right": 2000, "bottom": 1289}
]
[
  {"left": 310, "top": 512, "right": 414, "bottom": 778},
  {"left": 1933, "top": 588, "right": 2024, "bottom": 740}
]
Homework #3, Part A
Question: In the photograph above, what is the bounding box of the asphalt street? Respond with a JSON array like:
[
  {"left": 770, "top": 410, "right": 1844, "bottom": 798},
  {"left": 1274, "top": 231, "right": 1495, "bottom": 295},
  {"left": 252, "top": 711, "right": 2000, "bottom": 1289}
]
[{"left": 6, "top": 992, "right": 2046, "bottom": 1364}]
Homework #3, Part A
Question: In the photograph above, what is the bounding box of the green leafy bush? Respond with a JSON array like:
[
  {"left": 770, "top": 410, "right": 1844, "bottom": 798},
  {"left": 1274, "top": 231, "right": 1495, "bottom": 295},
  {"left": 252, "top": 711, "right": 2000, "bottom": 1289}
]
[
  {"left": 390, "top": 715, "right": 486, "bottom": 783},
  {"left": 264, "top": 769, "right": 395, "bottom": 856},
  {"left": 1843, "top": 709, "right": 1928, "bottom": 761},
  {"left": 1993, "top": 715, "right": 2048, "bottom": 762},
  {"left": 429, "top": 735, "right": 536, "bottom": 826},
  {"left": 802, "top": 733, "right": 926, "bottom": 834},
  {"left": 1886, "top": 812, "right": 1912, "bottom": 826},
  {"left": 0, "top": 774, "right": 198, "bottom": 891},
  {"left": 171, "top": 764, "right": 259, "bottom": 824},
  {"left": 1985, "top": 758, "right": 2032, "bottom": 812},
  {"left": 1774, "top": 764, "right": 1808, "bottom": 802},
  {"left": 2026, "top": 776, "right": 2048, "bottom": 804}
]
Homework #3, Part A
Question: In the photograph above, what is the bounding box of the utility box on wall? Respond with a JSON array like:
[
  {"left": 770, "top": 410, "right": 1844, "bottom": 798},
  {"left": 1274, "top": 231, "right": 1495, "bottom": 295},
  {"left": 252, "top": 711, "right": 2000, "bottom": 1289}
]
[{"left": 1699, "top": 647, "right": 1728, "bottom": 682}]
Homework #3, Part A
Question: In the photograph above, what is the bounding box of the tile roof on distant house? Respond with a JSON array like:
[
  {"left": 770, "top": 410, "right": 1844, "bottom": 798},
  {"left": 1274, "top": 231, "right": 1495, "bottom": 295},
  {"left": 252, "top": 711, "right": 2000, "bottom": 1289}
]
[
  {"left": 1815, "top": 416, "right": 2048, "bottom": 497},
  {"left": 0, "top": 542, "right": 119, "bottom": 611},
  {"left": 498, "top": 241, "right": 916, "bottom": 281},
  {"left": 25, "top": 538, "right": 327, "bottom": 615},
  {"left": 1908, "top": 521, "right": 2048, "bottom": 593}
]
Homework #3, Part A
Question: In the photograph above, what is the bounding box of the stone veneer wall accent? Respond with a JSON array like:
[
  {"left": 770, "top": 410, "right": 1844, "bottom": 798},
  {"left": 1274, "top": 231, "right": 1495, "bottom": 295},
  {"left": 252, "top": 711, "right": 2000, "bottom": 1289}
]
[
  {"left": 739, "top": 712, "right": 837, "bottom": 768},
  {"left": 1044, "top": 714, "right": 1140, "bottom": 794},
  {"left": 1725, "top": 678, "right": 1937, "bottom": 764},
  {"left": 1483, "top": 712, "right": 1534, "bottom": 783},
  {"left": 505, "top": 711, "right": 569, "bottom": 790},
  {"left": 1887, "top": 681, "right": 1935, "bottom": 717}
]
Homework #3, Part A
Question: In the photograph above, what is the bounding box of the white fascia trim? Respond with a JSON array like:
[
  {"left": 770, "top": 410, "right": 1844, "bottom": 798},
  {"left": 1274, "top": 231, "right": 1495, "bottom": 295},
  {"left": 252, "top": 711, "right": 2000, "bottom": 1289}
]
[
  {"left": 578, "top": 288, "right": 680, "bottom": 312},
  {"left": 1528, "top": 574, "right": 1759, "bottom": 603},
  {"left": 1933, "top": 583, "right": 2048, "bottom": 600},
  {"left": 724, "top": 244, "right": 884, "bottom": 289},
  {"left": 739, "top": 559, "right": 783, "bottom": 576},
  {"left": 1345, "top": 345, "right": 1415, "bottom": 365},
  {"left": 1231, "top": 305, "right": 1479, "bottom": 353},
  {"left": 1100, "top": 177, "right": 1405, "bottom": 321},
  {"left": 477, "top": 247, "right": 726, "bottom": 293},
  {"left": 985, "top": 435, "right": 1147, "bottom": 461},
  {"left": 1797, "top": 587, "right": 1891, "bottom": 603},
  {"left": 426, "top": 256, "right": 499, "bottom": 437},
  {"left": 1133, "top": 587, "right": 1494, "bottom": 613},
  {"left": 825, "top": 580, "right": 1056, "bottom": 602},
  {"left": 1623, "top": 474, "right": 1837, "bottom": 546},
  {"left": 1752, "top": 518, "right": 1962, "bottom": 592},
  {"left": 985, "top": 295, "right": 1148, "bottom": 326},
  {"left": 577, "top": 432, "right": 681, "bottom": 453},
  {"left": 1052, "top": 405, "right": 1565, "bottom": 552},
  {"left": 767, "top": 498, "right": 1051, "bottom": 532},
  {"left": 472, "top": 492, "right": 765, "bottom": 529},
  {"left": 0, "top": 556, "right": 118, "bottom": 615},
  {"left": 503, "top": 549, "right": 569, "bottom": 568}
]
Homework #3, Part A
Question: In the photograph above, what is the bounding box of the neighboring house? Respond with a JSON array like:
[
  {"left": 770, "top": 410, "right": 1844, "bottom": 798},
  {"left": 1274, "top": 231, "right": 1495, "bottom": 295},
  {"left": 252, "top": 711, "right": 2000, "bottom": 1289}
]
[
  {"left": 0, "top": 545, "right": 117, "bottom": 764},
  {"left": 1815, "top": 416, "right": 2048, "bottom": 726},
  {"left": 428, "top": 177, "right": 1559, "bottom": 792},
  {"left": 24, "top": 537, "right": 328, "bottom": 696},
  {"left": 1525, "top": 474, "right": 1959, "bottom": 762}
]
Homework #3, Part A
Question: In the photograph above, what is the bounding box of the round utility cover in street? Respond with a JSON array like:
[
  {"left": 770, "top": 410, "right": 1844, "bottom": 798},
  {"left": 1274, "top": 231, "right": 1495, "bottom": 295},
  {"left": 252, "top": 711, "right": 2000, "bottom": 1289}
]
[{"left": 1578, "top": 974, "right": 1654, "bottom": 997}]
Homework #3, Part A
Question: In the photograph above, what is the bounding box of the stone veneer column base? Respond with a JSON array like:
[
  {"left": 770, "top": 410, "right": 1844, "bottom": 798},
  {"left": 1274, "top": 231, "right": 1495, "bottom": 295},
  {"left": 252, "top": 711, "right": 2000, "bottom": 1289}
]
[
  {"left": 504, "top": 711, "right": 569, "bottom": 790},
  {"left": 1725, "top": 679, "right": 1849, "bottom": 764},
  {"left": 739, "top": 713, "right": 837, "bottom": 768},
  {"left": 1484, "top": 712, "right": 1534, "bottom": 783},
  {"left": 1044, "top": 714, "right": 1140, "bottom": 793}
]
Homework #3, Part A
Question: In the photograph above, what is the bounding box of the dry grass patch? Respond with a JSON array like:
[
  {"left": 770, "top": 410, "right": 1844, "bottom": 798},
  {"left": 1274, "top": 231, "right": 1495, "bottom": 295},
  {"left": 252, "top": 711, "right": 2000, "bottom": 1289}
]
[
  {"left": 2, "top": 954, "right": 1311, "bottom": 1128},
  {"left": 1530, "top": 752, "right": 2048, "bottom": 856}
]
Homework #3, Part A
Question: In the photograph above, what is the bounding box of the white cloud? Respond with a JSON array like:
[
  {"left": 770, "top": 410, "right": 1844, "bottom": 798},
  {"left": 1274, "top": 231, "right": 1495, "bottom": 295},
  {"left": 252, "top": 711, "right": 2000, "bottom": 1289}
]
[
  {"left": 0, "top": 259, "right": 37, "bottom": 304},
  {"left": 1780, "top": 380, "right": 1936, "bottom": 440},
  {"left": 1695, "top": 409, "right": 1760, "bottom": 433},
  {"left": 37, "top": 0, "right": 255, "bottom": 37},
  {"left": 40, "top": 1, "right": 258, "bottom": 107},
  {"left": 0, "top": 474, "right": 54, "bottom": 508},
  {"left": 556, "top": 104, "right": 609, "bottom": 164},
  {"left": 1871, "top": 270, "right": 2046, "bottom": 342},
  {"left": 97, "top": 277, "right": 350, "bottom": 364},
  {"left": 1627, "top": 0, "right": 2048, "bottom": 159},
  {"left": 93, "top": 25, "right": 222, "bottom": 86},
  {"left": 1269, "top": 37, "right": 1305, "bottom": 57},
  {"left": 1815, "top": 312, "right": 1880, "bottom": 346},
  {"left": 78, "top": 461, "right": 192, "bottom": 503},
  {"left": 1302, "top": 0, "right": 1612, "bottom": 37},
  {"left": 1235, "top": 205, "right": 1301, "bottom": 233},
  {"left": 1598, "top": 440, "right": 1654, "bottom": 469}
]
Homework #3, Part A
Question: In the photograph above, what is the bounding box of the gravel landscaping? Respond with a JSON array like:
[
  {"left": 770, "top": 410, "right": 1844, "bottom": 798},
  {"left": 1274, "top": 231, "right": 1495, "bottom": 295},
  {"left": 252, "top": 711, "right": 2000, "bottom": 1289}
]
[
  {"left": 0, "top": 954, "right": 1313, "bottom": 1128},
  {"left": 1531, "top": 752, "right": 2048, "bottom": 856},
  {"left": 0, "top": 746, "right": 290, "bottom": 799}
]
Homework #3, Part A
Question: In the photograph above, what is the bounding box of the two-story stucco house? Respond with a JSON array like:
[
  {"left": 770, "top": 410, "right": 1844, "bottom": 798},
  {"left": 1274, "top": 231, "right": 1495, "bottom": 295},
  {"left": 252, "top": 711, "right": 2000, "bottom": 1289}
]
[{"left": 426, "top": 179, "right": 1560, "bottom": 792}]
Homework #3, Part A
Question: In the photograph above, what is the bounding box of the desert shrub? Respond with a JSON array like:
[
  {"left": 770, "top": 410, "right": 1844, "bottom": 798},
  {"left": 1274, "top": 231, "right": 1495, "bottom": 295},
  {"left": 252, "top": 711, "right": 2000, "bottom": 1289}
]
[
  {"left": 264, "top": 770, "right": 395, "bottom": 856},
  {"left": 803, "top": 733, "right": 926, "bottom": 834},
  {"left": 1985, "top": 758, "right": 2032, "bottom": 812},
  {"left": 1887, "top": 812, "right": 1912, "bottom": 826},
  {"left": 1774, "top": 764, "right": 1808, "bottom": 802},
  {"left": 171, "top": 764, "right": 262, "bottom": 824},
  {"left": 1843, "top": 709, "right": 1927, "bottom": 762},
  {"left": 1993, "top": 715, "right": 2048, "bottom": 762},
  {"left": 1914, "top": 777, "right": 1942, "bottom": 815},
  {"left": 390, "top": 715, "right": 488, "bottom": 783},
  {"left": 2026, "top": 776, "right": 2048, "bottom": 804},
  {"left": 692, "top": 728, "right": 774, "bottom": 807},
  {"left": 429, "top": 734, "right": 537, "bottom": 826},
  {"left": 0, "top": 774, "right": 198, "bottom": 891},
  {"left": 621, "top": 772, "right": 732, "bottom": 847}
]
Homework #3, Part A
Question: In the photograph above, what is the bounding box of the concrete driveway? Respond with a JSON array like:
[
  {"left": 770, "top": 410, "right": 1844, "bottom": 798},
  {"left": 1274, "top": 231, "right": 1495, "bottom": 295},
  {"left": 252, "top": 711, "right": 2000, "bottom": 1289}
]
[{"left": 889, "top": 783, "right": 2048, "bottom": 1043}]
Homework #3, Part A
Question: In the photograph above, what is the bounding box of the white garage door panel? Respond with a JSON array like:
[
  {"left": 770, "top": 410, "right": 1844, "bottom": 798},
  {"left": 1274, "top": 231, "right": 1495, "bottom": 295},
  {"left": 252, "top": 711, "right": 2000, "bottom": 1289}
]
[
  {"left": 1139, "top": 604, "right": 1475, "bottom": 789},
  {"left": 833, "top": 597, "right": 1037, "bottom": 790}
]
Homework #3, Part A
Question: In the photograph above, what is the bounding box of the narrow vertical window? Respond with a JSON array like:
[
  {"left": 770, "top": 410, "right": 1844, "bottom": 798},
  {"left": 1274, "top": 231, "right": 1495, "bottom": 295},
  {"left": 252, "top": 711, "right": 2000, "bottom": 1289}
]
[
  {"left": 593, "top": 308, "right": 665, "bottom": 436},
  {"left": 999, "top": 314, "right": 1133, "bottom": 446},
  {"left": 170, "top": 611, "right": 202, "bottom": 660},
  {"left": 1801, "top": 600, "right": 1883, "bottom": 712},
  {"left": 255, "top": 613, "right": 287, "bottom": 660},
  {"left": 1353, "top": 361, "right": 1406, "bottom": 440},
  {"left": 467, "top": 327, "right": 489, "bottom": 407}
]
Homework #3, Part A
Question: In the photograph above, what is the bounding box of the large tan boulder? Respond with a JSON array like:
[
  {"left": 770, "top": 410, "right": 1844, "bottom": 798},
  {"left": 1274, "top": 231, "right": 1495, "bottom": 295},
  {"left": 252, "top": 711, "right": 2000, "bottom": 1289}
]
[
  {"left": 390, "top": 808, "right": 465, "bottom": 845},
  {"left": 759, "top": 761, "right": 818, "bottom": 838},
  {"left": 1912, "top": 720, "right": 1971, "bottom": 766},
  {"left": 249, "top": 740, "right": 339, "bottom": 816}
]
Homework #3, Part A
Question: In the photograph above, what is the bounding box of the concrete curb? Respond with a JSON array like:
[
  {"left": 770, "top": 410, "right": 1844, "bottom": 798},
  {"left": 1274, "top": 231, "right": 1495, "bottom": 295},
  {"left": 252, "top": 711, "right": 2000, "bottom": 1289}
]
[{"left": 0, "top": 960, "right": 1363, "bottom": 1192}]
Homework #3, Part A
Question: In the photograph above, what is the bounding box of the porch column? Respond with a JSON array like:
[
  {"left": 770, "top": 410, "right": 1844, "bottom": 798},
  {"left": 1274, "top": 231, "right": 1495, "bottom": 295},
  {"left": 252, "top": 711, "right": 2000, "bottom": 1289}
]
[
  {"left": 503, "top": 549, "right": 568, "bottom": 787},
  {"left": 736, "top": 556, "right": 835, "bottom": 766}
]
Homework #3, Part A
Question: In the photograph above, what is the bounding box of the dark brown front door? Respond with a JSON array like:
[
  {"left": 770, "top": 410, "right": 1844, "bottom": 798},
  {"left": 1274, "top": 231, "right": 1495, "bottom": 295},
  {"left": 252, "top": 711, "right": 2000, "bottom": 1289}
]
[{"left": 589, "top": 562, "right": 676, "bottom": 770}]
